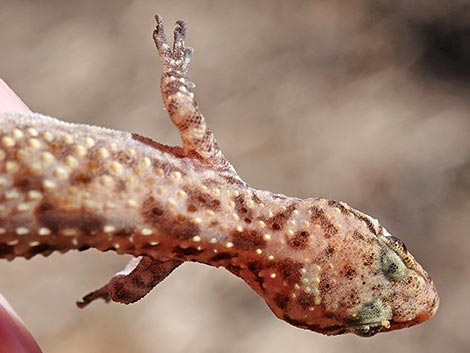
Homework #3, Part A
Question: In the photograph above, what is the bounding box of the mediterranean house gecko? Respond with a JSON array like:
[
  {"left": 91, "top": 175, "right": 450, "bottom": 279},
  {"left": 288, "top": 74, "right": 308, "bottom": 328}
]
[{"left": 0, "top": 15, "right": 438, "bottom": 337}]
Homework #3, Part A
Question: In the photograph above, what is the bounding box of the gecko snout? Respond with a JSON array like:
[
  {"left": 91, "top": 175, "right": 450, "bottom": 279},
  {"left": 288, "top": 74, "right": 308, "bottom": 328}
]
[{"left": 377, "top": 231, "right": 440, "bottom": 333}]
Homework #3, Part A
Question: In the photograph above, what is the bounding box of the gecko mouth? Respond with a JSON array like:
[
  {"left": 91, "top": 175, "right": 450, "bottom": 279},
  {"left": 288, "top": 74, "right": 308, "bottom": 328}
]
[
  {"left": 347, "top": 315, "right": 429, "bottom": 337},
  {"left": 346, "top": 321, "right": 388, "bottom": 337},
  {"left": 315, "top": 321, "right": 387, "bottom": 337}
]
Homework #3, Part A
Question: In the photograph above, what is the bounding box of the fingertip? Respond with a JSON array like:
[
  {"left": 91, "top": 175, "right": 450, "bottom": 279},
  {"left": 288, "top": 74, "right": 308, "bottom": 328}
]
[
  {"left": 0, "top": 294, "right": 43, "bottom": 353},
  {"left": 0, "top": 79, "right": 31, "bottom": 114}
]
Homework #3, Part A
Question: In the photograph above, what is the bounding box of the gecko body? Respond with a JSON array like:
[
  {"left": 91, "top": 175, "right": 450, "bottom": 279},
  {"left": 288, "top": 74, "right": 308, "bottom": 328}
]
[{"left": 0, "top": 15, "right": 438, "bottom": 337}]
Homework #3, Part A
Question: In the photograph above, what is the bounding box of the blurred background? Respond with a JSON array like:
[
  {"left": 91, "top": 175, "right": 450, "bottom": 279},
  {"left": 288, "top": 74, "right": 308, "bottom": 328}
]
[{"left": 0, "top": 0, "right": 469, "bottom": 352}]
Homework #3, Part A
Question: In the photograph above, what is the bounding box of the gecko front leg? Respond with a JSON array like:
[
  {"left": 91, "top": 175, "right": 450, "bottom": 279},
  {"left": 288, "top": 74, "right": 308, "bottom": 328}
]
[
  {"left": 153, "top": 15, "right": 236, "bottom": 175},
  {"left": 77, "top": 256, "right": 183, "bottom": 307}
]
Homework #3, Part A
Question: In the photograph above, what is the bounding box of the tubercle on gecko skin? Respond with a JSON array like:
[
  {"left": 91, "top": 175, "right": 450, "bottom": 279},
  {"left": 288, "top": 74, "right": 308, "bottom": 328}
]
[{"left": 0, "top": 14, "right": 438, "bottom": 337}]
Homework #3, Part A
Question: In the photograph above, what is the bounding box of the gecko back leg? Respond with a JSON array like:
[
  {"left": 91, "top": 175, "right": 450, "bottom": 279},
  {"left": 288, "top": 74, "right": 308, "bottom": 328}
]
[
  {"left": 77, "top": 257, "right": 183, "bottom": 307},
  {"left": 153, "top": 15, "right": 236, "bottom": 175}
]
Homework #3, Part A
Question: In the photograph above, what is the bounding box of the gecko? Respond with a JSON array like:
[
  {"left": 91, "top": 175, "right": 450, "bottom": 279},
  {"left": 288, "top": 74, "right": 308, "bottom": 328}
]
[{"left": 0, "top": 15, "right": 438, "bottom": 337}]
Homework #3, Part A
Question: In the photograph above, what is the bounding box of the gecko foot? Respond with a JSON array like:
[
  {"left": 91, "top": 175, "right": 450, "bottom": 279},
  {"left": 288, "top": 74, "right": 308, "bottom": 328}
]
[
  {"left": 77, "top": 256, "right": 183, "bottom": 308},
  {"left": 153, "top": 14, "right": 193, "bottom": 77}
]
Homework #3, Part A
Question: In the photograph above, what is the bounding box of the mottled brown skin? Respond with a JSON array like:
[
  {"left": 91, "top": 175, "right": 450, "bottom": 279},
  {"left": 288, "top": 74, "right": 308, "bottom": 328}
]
[{"left": 0, "top": 15, "right": 438, "bottom": 337}]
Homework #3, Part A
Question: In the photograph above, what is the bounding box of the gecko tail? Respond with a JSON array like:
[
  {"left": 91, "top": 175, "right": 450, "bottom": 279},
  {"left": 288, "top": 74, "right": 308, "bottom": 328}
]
[{"left": 76, "top": 256, "right": 183, "bottom": 308}]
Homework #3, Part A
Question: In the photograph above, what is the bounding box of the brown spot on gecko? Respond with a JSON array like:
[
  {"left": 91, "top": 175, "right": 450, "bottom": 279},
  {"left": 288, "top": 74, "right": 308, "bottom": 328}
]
[
  {"left": 287, "top": 230, "right": 310, "bottom": 250},
  {"left": 187, "top": 204, "right": 197, "bottom": 212},
  {"left": 248, "top": 261, "right": 263, "bottom": 275},
  {"left": 310, "top": 206, "right": 338, "bottom": 238},
  {"left": 114, "top": 178, "right": 127, "bottom": 193},
  {"left": 70, "top": 172, "right": 93, "bottom": 185},
  {"left": 327, "top": 200, "right": 351, "bottom": 215},
  {"left": 36, "top": 201, "right": 105, "bottom": 234},
  {"left": 47, "top": 140, "right": 71, "bottom": 158},
  {"left": 349, "top": 209, "right": 378, "bottom": 236},
  {"left": 114, "top": 228, "right": 134, "bottom": 237},
  {"left": 325, "top": 245, "right": 335, "bottom": 257},
  {"left": 131, "top": 274, "right": 147, "bottom": 289},
  {"left": 273, "top": 259, "right": 303, "bottom": 286},
  {"left": 347, "top": 289, "right": 361, "bottom": 306},
  {"left": 184, "top": 187, "right": 221, "bottom": 212},
  {"left": 131, "top": 274, "right": 149, "bottom": 288},
  {"left": 115, "top": 151, "right": 134, "bottom": 166},
  {"left": 165, "top": 215, "right": 199, "bottom": 240},
  {"left": 231, "top": 229, "right": 267, "bottom": 251},
  {"left": 233, "top": 195, "right": 254, "bottom": 224},
  {"left": 261, "top": 203, "right": 297, "bottom": 231},
  {"left": 274, "top": 294, "right": 290, "bottom": 310},
  {"left": 24, "top": 243, "right": 57, "bottom": 258},
  {"left": 142, "top": 195, "right": 200, "bottom": 240},
  {"left": 109, "top": 282, "right": 131, "bottom": 303},
  {"left": 247, "top": 261, "right": 266, "bottom": 291},
  {"left": 363, "top": 253, "right": 375, "bottom": 266},
  {"left": 69, "top": 159, "right": 107, "bottom": 186},
  {"left": 319, "top": 274, "right": 336, "bottom": 298},
  {"left": 251, "top": 192, "right": 262, "bottom": 205},
  {"left": 210, "top": 252, "right": 234, "bottom": 263},
  {"left": 221, "top": 174, "right": 245, "bottom": 186},
  {"left": 342, "top": 264, "right": 357, "bottom": 280},
  {"left": 352, "top": 230, "right": 366, "bottom": 241},
  {"left": 225, "top": 264, "right": 241, "bottom": 276},
  {"left": 172, "top": 246, "right": 202, "bottom": 258},
  {"left": 0, "top": 243, "right": 13, "bottom": 258},
  {"left": 352, "top": 230, "right": 376, "bottom": 246},
  {"left": 298, "top": 292, "right": 317, "bottom": 310},
  {"left": 13, "top": 174, "right": 44, "bottom": 192}
]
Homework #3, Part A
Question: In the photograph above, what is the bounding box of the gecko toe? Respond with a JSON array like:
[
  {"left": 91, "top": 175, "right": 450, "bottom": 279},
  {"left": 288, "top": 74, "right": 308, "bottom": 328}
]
[
  {"left": 174, "top": 20, "right": 188, "bottom": 41},
  {"left": 76, "top": 286, "right": 111, "bottom": 308},
  {"left": 153, "top": 14, "right": 172, "bottom": 64}
]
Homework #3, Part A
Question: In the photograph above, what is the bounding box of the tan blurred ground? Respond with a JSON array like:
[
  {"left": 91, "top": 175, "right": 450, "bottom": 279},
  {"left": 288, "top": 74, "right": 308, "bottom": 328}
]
[{"left": 1, "top": 1, "right": 469, "bottom": 352}]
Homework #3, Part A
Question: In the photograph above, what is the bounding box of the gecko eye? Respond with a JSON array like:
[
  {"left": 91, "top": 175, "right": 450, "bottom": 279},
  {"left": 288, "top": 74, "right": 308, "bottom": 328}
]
[
  {"left": 381, "top": 235, "right": 415, "bottom": 269},
  {"left": 385, "top": 236, "right": 408, "bottom": 253}
]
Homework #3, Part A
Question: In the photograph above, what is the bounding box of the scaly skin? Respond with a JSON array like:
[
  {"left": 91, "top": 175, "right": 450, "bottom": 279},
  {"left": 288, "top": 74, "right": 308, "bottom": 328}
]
[{"left": 0, "top": 15, "right": 438, "bottom": 337}]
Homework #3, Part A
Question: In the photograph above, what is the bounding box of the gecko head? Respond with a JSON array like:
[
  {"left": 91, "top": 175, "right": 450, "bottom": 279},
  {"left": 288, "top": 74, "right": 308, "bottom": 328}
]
[
  {"left": 350, "top": 227, "right": 440, "bottom": 336},
  {"left": 255, "top": 204, "right": 439, "bottom": 337},
  {"left": 330, "top": 222, "right": 439, "bottom": 337}
]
